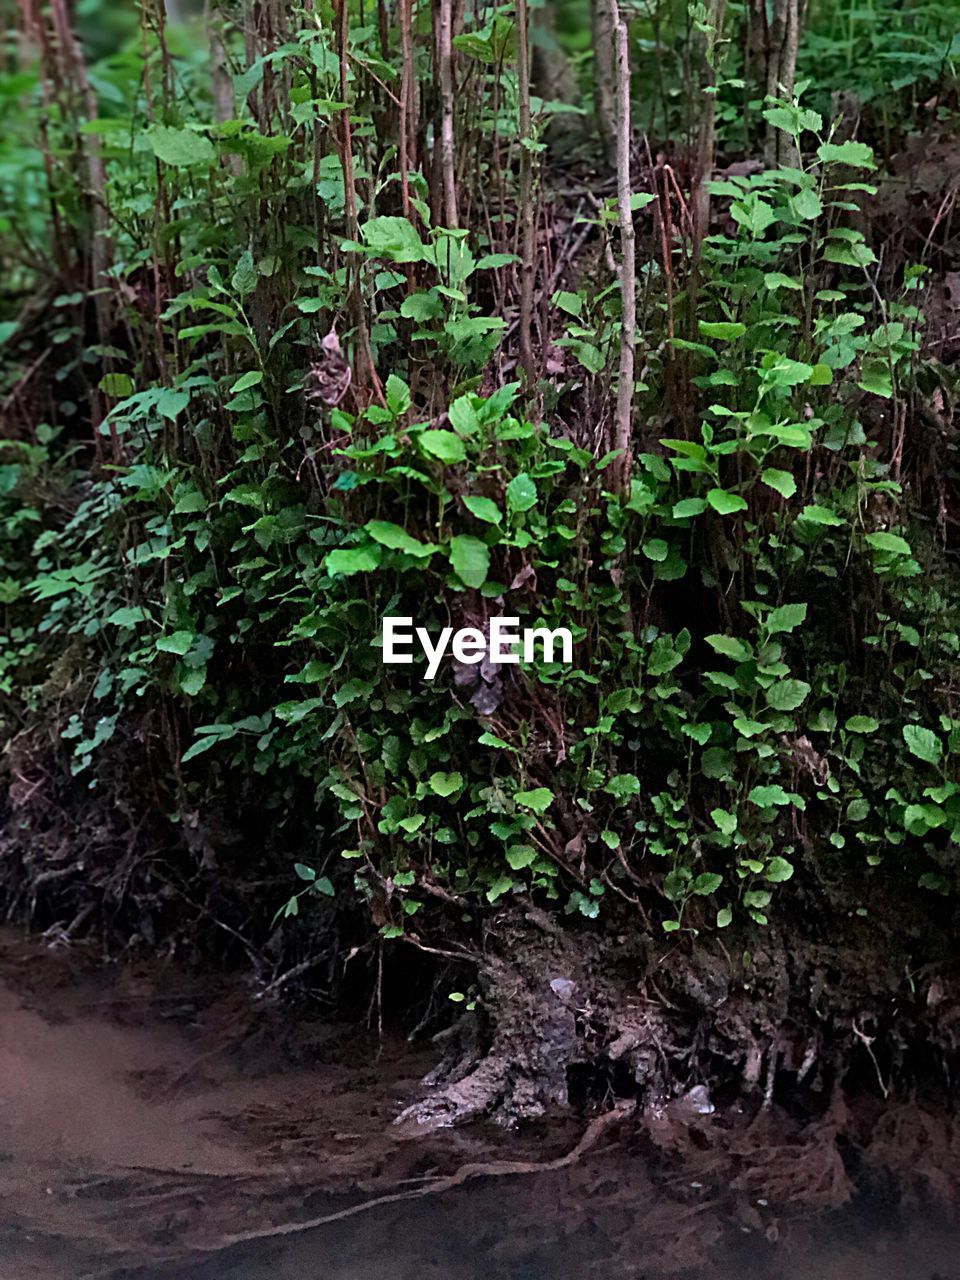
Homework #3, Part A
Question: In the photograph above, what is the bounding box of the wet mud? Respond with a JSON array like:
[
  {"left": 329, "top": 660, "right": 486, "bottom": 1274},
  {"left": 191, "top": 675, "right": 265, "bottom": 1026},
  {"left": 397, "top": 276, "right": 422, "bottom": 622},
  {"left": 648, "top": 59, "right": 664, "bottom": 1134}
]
[{"left": 1, "top": 928, "right": 959, "bottom": 1280}]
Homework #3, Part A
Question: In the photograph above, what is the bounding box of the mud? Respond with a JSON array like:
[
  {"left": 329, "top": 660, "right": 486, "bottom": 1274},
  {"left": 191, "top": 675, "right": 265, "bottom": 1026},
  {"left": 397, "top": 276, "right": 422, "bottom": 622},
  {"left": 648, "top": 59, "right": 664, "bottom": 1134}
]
[{"left": 1, "top": 927, "right": 960, "bottom": 1280}]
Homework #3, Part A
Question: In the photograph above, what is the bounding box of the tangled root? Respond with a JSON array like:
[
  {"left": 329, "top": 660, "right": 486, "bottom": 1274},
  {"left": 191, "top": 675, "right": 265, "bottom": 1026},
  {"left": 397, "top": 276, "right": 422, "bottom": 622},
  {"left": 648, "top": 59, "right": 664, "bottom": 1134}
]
[
  {"left": 865, "top": 1103, "right": 960, "bottom": 1204},
  {"left": 728, "top": 1105, "right": 853, "bottom": 1211}
]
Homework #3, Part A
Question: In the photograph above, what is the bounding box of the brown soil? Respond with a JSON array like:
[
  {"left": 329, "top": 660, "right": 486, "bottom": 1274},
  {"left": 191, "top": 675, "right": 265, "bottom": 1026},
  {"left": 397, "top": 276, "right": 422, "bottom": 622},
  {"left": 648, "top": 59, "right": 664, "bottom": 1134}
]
[
  {"left": 0, "top": 927, "right": 459, "bottom": 1277},
  {"left": 2, "top": 926, "right": 960, "bottom": 1280}
]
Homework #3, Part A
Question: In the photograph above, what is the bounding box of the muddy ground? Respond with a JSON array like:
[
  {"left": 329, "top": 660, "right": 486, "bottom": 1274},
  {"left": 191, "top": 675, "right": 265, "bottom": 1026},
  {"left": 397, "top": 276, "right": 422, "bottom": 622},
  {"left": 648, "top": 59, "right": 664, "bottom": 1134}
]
[{"left": 2, "top": 928, "right": 960, "bottom": 1280}]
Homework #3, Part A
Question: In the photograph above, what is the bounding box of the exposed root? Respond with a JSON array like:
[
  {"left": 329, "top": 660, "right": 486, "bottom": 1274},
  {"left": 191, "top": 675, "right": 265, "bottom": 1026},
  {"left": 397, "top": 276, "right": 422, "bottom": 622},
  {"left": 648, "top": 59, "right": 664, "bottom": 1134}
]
[
  {"left": 195, "top": 1099, "right": 637, "bottom": 1254},
  {"left": 865, "top": 1103, "right": 960, "bottom": 1203},
  {"left": 728, "top": 1102, "right": 853, "bottom": 1211}
]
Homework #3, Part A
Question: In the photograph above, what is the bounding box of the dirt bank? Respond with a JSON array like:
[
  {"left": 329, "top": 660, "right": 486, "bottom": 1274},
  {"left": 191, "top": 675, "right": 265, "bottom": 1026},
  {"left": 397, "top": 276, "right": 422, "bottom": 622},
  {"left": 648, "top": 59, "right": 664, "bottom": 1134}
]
[
  {"left": 0, "top": 928, "right": 447, "bottom": 1276},
  {"left": 2, "top": 928, "right": 960, "bottom": 1280}
]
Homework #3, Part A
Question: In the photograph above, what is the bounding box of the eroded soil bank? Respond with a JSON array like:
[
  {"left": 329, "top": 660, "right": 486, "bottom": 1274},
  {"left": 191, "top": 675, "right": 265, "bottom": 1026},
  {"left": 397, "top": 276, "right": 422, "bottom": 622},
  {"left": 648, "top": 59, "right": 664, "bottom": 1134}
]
[{"left": 2, "top": 928, "right": 960, "bottom": 1280}]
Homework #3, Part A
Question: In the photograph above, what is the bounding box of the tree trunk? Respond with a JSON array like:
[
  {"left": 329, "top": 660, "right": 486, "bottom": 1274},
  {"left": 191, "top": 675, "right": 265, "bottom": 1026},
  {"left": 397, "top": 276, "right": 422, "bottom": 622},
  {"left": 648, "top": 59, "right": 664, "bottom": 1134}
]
[
  {"left": 593, "top": 0, "right": 617, "bottom": 165},
  {"left": 764, "top": 0, "right": 801, "bottom": 168}
]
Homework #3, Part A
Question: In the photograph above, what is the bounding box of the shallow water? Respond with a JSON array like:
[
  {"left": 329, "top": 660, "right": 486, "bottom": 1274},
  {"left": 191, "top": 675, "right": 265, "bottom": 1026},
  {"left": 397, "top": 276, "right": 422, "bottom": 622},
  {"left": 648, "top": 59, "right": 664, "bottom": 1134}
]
[
  {"left": 108, "top": 1190, "right": 960, "bottom": 1280},
  {"left": 1, "top": 931, "right": 957, "bottom": 1280}
]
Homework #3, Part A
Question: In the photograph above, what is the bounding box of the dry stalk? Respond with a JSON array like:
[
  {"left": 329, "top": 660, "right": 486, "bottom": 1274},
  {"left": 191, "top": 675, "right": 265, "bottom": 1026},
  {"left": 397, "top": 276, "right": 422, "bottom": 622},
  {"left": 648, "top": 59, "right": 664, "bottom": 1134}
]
[
  {"left": 612, "top": 5, "right": 635, "bottom": 493},
  {"left": 438, "top": 0, "right": 458, "bottom": 227},
  {"left": 516, "top": 0, "right": 536, "bottom": 385}
]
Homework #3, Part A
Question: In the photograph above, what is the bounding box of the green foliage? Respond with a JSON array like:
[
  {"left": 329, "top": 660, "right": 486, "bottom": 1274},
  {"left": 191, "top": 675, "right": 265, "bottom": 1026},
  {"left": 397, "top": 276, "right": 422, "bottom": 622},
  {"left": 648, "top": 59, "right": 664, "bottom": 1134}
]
[{"left": 1, "top": 0, "right": 958, "bottom": 958}]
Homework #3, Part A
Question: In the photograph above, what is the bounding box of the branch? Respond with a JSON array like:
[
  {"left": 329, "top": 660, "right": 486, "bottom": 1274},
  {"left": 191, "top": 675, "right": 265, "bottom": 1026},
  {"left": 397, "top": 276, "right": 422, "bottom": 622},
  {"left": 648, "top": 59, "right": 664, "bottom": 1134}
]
[
  {"left": 438, "top": 0, "right": 458, "bottom": 227},
  {"left": 612, "top": 7, "right": 635, "bottom": 493},
  {"left": 516, "top": 0, "right": 536, "bottom": 384}
]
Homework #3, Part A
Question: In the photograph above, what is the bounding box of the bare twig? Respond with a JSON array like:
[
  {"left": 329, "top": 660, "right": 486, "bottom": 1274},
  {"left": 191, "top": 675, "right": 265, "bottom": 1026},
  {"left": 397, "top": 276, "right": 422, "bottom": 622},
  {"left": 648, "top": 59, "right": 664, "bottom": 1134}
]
[
  {"left": 399, "top": 0, "right": 414, "bottom": 219},
  {"left": 438, "top": 0, "right": 458, "bottom": 227},
  {"left": 612, "top": 6, "right": 635, "bottom": 492},
  {"left": 334, "top": 0, "right": 383, "bottom": 404},
  {"left": 516, "top": 0, "right": 536, "bottom": 385}
]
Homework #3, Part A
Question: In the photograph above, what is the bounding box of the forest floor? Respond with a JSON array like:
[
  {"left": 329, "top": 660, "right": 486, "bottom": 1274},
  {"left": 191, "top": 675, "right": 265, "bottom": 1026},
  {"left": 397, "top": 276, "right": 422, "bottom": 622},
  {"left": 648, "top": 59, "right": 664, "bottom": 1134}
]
[{"left": 2, "top": 927, "right": 960, "bottom": 1280}]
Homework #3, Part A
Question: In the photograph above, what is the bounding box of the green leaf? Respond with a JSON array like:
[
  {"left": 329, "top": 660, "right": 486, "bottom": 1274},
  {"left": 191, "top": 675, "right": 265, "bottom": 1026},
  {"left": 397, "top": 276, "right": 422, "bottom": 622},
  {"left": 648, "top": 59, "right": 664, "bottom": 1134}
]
[
  {"left": 765, "top": 679, "right": 811, "bottom": 711},
  {"left": 100, "top": 373, "right": 133, "bottom": 398},
  {"left": 711, "top": 808, "right": 737, "bottom": 835},
  {"left": 748, "top": 784, "right": 791, "bottom": 807},
  {"left": 506, "top": 472, "right": 538, "bottom": 513},
  {"left": 698, "top": 321, "right": 746, "bottom": 340},
  {"left": 865, "top": 531, "right": 912, "bottom": 556},
  {"left": 232, "top": 250, "right": 258, "bottom": 299},
  {"left": 401, "top": 290, "right": 444, "bottom": 321},
  {"left": 429, "top": 770, "right": 463, "bottom": 797},
  {"left": 222, "top": 483, "right": 263, "bottom": 509},
  {"left": 792, "top": 187, "right": 822, "bottom": 220},
  {"left": 231, "top": 370, "right": 263, "bottom": 394},
  {"left": 672, "top": 497, "right": 708, "bottom": 518},
  {"left": 825, "top": 242, "right": 877, "bottom": 269},
  {"left": 858, "top": 363, "right": 893, "bottom": 398},
  {"left": 642, "top": 539, "right": 669, "bottom": 562},
  {"left": 731, "top": 194, "right": 777, "bottom": 237},
  {"left": 385, "top": 374, "right": 411, "bottom": 416},
  {"left": 333, "top": 679, "right": 374, "bottom": 709},
  {"left": 703, "top": 747, "right": 733, "bottom": 779},
  {"left": 764, "top": 856, "right": 795, "bottom": 883},
  {"left": 705, "top": 634, "right": 752, "bottom": 661},
  {"left": 605, "top": 773, "right": 641, "bottom": 800},
  {"left": 359, "top": 215, "right": 428, "bottom": 263},
  {"left": 766, "top": 602, "right": 807, "bottom": 634},
  {"left": 179, "top": 667, "right": 206, "bottom": 696},
  {"left": 798, "top": 504, "right": 845, "bottom": 526},
  {"left": 902, "top": 723, "right": 942, "bottom": 765},
  {"left": 845, "top": 715, "right": 879, "bottom": 734},
  {"left": 553, "top": 290, "right": 583, "bottom": 316},
  {"left": 419, "top": 429, "right": 466, "bottom": 464},
  {"left": 707, "top": 488, "right": 748, "bottom": 515},
  {"left": 506, "top": 845, "right": 537, "bottom": 870},
  {"left": 763, "top": 104, "right": 821, "bottom": 136},
  {"left": 846, "top": 798, "right": 870, "bottom": 822},
  {"left": 156, "top": 389, "right": 189, "bottom": 421},
  {"left": 365, "top": 520, "right": 435, "bottom": 557},
  {"left": 515, "top": 787, "right": 554, "bottom": 813},
  {"left": 325, "top": 546, "right": 381, "bottom": 574},
  {"left": 448, "top": 396, "right": 480, "bottom": 435},
  {"left": 106, "top": 606, "right": 151, "bottom": 628},
  {"left": 144, "top": 124, "right": 215, "bottom": 167},
  {"left": 761, "top": 357, "right": 814, "bottom": 388},
  {"left": 716, "top": 907, "right": 733, "bottom": 928},
  {"left": 764, "top": 272, "right": 802, "bottom": 292},
  {"left": 570, "top": 341, "right": 605, "bottom": 374},
  {"left": 761, "top": 468, "right": 797, "bottom": 498},
  {"left": 817, "top": 140, "right": 876, "bottom": 170},
  {"left": 476, "top": 252, "right": 521, "bottom": 269},
  {"left": 448, "top": 534, "right": 490, "bottom": 588},
  {"left": 294, "top": 863, "right": 316, "bottom": 881},
  {"left": 182, "top": 734, "right": 225, "bottom": 763},
  {"left": 156, "top": 630, "right": 195, "bottom": 656},
  {"left": 463, "top": 495, "right": 502, "bottom": 524},
  {"left": 692, "top": 872, "right": 723, "bottom": 896}
]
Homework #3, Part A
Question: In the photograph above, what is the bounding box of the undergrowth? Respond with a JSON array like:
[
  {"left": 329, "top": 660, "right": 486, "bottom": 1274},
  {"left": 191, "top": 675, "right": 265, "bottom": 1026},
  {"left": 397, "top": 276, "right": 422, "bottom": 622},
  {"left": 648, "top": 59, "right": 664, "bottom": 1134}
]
[{"left": 1, "top": 0, "right": 959, "bottom": 969}]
